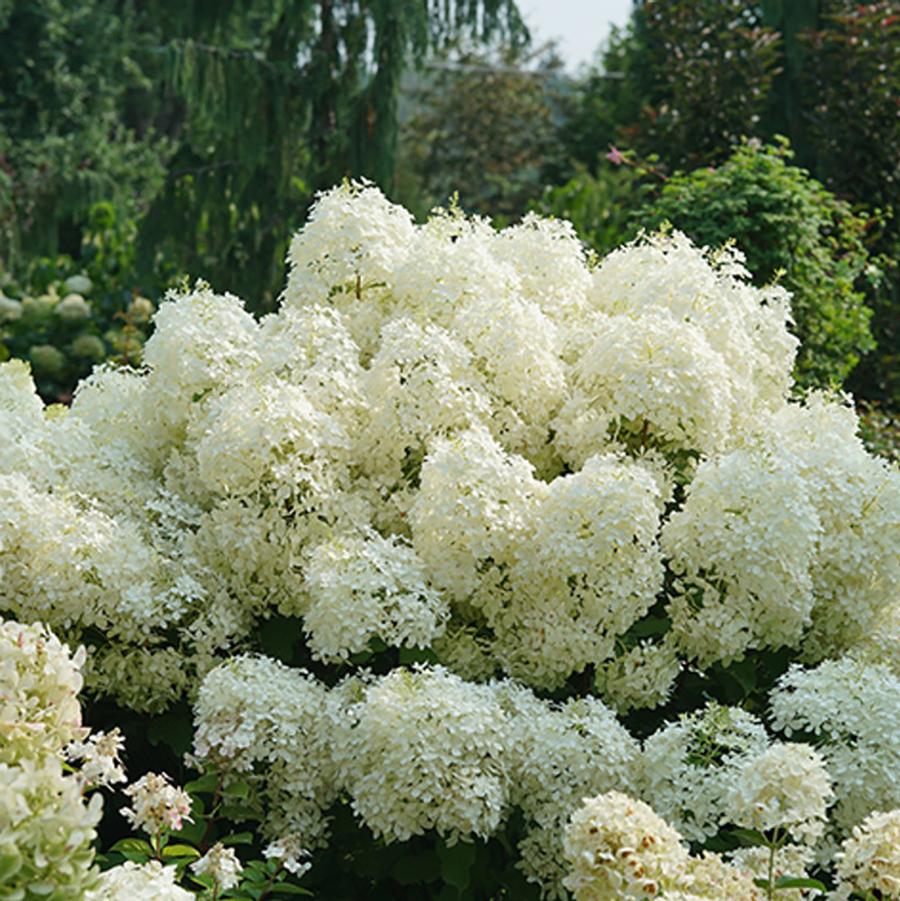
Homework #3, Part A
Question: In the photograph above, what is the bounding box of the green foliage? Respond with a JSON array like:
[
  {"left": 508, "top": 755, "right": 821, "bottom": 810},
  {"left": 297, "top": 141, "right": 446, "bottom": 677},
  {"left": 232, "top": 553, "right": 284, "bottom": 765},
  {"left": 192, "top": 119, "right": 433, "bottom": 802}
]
[
  {"left": 564, "top": 1, "right": 782, "bottom": 173},
  {"left": 1, "top": 1, "right": 528, "bottom": 312},
  {"left": 801, "top": 1, "right": 900, "bottom": 405},
  {"left": 100, "top": 770, "right": 314, "bottom": 900},
  {"left": 396, "top": 41, "right": 565, "bottom": 222},
  {"left": 0, "top": 0, "right": 170, "bottom": 268},
  {"left": 0, "top": 202, "right": 174, "bottom": 401},
  {"left": 635, "top": 138, "right": 878, "bottom": 390},
  {"left": 132, "top": 0, "right": 528, "bottom": 306},
  {"left": 857, "top": 401, "right": 900, "bottom": 466}
]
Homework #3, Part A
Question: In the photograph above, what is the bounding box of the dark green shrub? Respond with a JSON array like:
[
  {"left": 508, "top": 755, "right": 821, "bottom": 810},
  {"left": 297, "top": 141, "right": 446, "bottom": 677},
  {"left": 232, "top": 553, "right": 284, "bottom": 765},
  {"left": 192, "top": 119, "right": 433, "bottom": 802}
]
[
  {"left": 801, "top": 1, "right": 900, "bottom": 405},
  {"left": 562, "top": 1, "right": 781, "bottom": 175},
  {"left": 635, "top": 138, "right": 879, "bottom": 390}
]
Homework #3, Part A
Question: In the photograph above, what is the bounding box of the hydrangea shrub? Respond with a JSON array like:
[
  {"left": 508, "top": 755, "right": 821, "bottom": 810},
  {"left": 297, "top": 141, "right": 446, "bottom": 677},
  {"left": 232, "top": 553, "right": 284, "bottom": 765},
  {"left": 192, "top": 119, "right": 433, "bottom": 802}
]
[{"left": 1, "top": 181, "right": 899, "bottom": 898}]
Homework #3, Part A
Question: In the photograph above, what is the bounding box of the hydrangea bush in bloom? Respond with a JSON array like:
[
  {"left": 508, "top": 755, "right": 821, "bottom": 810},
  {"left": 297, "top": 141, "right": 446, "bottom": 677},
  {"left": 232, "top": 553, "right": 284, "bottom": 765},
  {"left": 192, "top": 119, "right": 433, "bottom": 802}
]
[
  {"left": 0, "top": 619, "right": 102, "bottom": 899},
  {"left": 1, "top": 181, "right": 899, "bottom": 898}
]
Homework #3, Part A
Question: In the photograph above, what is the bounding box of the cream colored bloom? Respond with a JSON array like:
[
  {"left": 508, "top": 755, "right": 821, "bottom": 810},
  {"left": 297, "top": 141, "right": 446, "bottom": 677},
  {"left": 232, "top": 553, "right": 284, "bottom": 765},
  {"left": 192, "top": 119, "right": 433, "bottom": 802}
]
[
  {"left": 192, "top": 842, "right": 243, "bottom": 891},
  {"left": 726, "top": 743, "right": 833, "bottom": 843},
  {"left": 835, "top": 808, "right": 900, "bottom": 898},
  {"left": 121, "top": 772, "right": 192, "bottom": 836},
  {"left": 85, "top": 860, "right": 193, "bottom": 900},
  {"left": 0, "top": 618, "right": 86, "bottom": 764},
  {"left": 562, "top": 792, "right": 689, "bottom": 900}
]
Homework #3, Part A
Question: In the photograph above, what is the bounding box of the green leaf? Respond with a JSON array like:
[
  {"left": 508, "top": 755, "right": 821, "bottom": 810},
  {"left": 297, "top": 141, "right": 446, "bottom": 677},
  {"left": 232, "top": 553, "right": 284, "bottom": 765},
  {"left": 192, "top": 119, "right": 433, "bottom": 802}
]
[
  {"left": 163, "top": 844, "right": 201, "bottom": 860},
  {"left": 189, "top": 872, "right": 214, "bottom": 889},
  {"left": 775, "top": 876, "right": 828, "bottom": 890},
  {"left": 223, "top": 780, "right": 252, "bottom": 799},
  {"left": 438, "top": 840, "right": 476, "bottom": 892},
  {"left": 390, "top": 851, "right": 440, "bottom": 885},
  {"left": 269, "top": 883, "right": 314, "bottom": 896},
  {"left": 0, "top": 852, "right": 22, "bottom": 882},
  {"left": 110, "top": 838, "right": 154, "bottom": 856},
  {"left": 171, "top": 815, "right": 207, "bottom": 845},
  {"left": 219, "top": 803, "right": 262, "bottom": 821},
  {"left": 258, "top": 616, "right": 302, "bottom": 663},
  {"left": 147, "top": 710, "right": 194, "bottom": 756},
  {"left": 222, "top": 831, "right": 255, "bottom": 846},
  {"left": 185, "top": 773, "right": 219, "bottom": 794},
  {"left": 722, "top": 657, "right": 758, "bottom": 697},
  {"left": 730, "top": 828, "right": 768, "bottom": 847},
  {"left": 398, "top": 647, "right": 439, "bottom": 665}
]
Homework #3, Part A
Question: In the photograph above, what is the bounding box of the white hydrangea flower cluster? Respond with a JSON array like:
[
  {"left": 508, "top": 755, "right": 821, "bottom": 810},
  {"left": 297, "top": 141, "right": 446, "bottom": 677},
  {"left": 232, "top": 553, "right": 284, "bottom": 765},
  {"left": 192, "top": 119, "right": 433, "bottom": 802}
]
[
  {"left": 66, "top": 727, "right": 126, "bottom": 789},
  {"left": 770, "top": 658, "right": 900, "bottom": 833},
  {"left": 834, "top": 808, "right": 900, "bottom": 899},
  {"left": 726, "top": 742, "right": 833, "bottom": 844},
  {"left": 661, "top": 444, "right": 822, "bottom": 666},
  {"left": 121, "top": 772, "right": 193, "bottom": 837},
  {"left": 193, "top": 656, "right": 646, "bottom": 893},
  {"left": 84, "top": 860, "right": 193, "bottom": 901},
  {"left": 334, "top": 665, "right": 509, "bottom": 845},
  {"left": 2, "top": 182, "right": 899, "bottom": 895},
  {"left": 191, "top": 654, "right": 340, "bottom": 848},
  {"left": 679, "top": 851, "right": 764, "bottom": 901},
  {"left": 0, "top": 618, "right": 86, "bottom": 764},
  {"left": 264, "top": 834, "right": 313, "bottom": 876},
  {"left": 411, "top": 432, "right": 666, "bottom": 688},
  {"left": 562, "top": 792, "right": 766, "bottom": 901},
  {"left": 192, "top": 842, "right": 243, "bottom": 891},
  {"left": 641, "top": 703, "right": 771, "bottom": 842},
  {"left": 302, "top": 531, "right": 448, "bottom": 661},
  {"left": 562, "top": 791, "right": 690, "bottom": 900},
  {"left": 769, "top": 395, "right": 900, "bottom": 659},
  {"left": 850, "top": 599, "right": 900, "bottom": 676},
  {"left": 0, "top": 756, "right": 103, "bottom": 898},
  {"left": 0, "top": 619, "right": 107, "bottom": 898},
  {"left": 2, "top": 181, "right": 896, "bottom": 706},
  {"left": 499, "top": 683, "right": 641, "bottom": 896},
  {"left": 593, "top": 638, "right": 682, "bottom": 714}
]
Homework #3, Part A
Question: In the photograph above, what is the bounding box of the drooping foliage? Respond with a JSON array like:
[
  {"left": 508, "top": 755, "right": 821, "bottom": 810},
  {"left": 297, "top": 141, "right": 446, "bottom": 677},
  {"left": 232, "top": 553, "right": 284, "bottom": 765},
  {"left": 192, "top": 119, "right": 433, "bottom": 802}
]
[
  {"left": 132, "top": 0, "right": 529, "bottom": 305},
  {"left": 1, "top": 0, "right": 528, "bottom": 309}
]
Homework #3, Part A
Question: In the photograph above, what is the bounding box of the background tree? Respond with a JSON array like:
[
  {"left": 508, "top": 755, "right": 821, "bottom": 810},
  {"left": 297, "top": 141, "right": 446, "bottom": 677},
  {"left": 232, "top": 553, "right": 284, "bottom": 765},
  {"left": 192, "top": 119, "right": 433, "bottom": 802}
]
[
  {"left": 0, "top": 0, "right": 170, "bottom": 268},
  {"left": 800, "top": 2, "right": 900, "bottom": 405},
  {"left": 131, "top": 0, "right": 529, "bottom": 307},
  {"left": 395, "top": 41, "right": 566, "bottom": 222},
  {"left": 562, "top": 0, "right": 782, "bottom": 174},
  {"left": 0, "top": 0, "right": 529, "bottom": 311}
]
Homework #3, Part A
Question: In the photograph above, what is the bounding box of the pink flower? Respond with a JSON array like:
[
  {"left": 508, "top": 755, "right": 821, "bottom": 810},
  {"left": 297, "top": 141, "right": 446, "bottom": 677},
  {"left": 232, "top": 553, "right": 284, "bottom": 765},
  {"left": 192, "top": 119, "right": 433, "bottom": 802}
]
[{"left": 607, "top": 145, "right": 626, "bottom": 166}]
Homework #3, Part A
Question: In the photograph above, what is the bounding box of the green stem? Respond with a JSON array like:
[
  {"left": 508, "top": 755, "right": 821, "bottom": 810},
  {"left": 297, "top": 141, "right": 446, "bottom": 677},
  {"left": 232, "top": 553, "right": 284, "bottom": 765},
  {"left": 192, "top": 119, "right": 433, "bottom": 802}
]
[
  {"left": 257, "top": 861, "right": 285, "bottom": 901},
  {"left": 199, "top": 774, "right": 225, "bottom": 853},
  {"left": 765, "top": 826, "right": 783, "bottom": 900}
]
